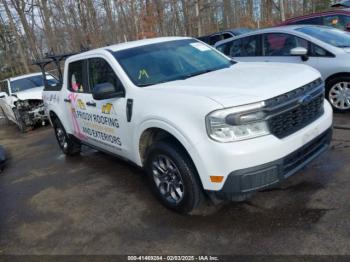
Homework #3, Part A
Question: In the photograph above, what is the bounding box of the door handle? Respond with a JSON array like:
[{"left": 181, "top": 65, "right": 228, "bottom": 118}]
[
  {"left": 64, "top": 98, "right": 71, "bottom": 103},
  {"left": 86, "top": 101, "right": 96, "bottom": 107}
]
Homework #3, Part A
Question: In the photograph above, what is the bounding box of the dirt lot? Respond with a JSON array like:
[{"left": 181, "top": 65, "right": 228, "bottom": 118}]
[{"left": 0, "top": 114, "right": 349, "bottom": 255}]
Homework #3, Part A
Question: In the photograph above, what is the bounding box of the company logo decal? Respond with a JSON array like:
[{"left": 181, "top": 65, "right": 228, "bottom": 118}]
[
  {"left": 299, "top": 94, "right": 313, "bottom": 106},
  {"left": 102, "top": 103, "right": 113, "bottom": 114},
  {"left": 77, "top": 99, "right": 86, "bottom": 110}
]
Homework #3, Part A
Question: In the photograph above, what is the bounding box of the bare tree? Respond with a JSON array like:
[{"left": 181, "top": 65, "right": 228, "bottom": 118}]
[{"left": 0, "top": 0, "right": 335, "bottom": 79}]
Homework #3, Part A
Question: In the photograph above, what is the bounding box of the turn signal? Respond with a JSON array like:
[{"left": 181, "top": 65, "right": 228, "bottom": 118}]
[{"left": 210, "top": 176, "right": 224, "bottom": 183}]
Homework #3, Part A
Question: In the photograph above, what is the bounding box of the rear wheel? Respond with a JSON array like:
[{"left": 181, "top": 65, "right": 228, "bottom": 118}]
[
  {"left": 326, "top": 77, "right": 350, "bottom": 112},
  {"left": 53, "top": 118, "right": 81, "bottom": 155},
  {"left": 145, "top": 140, "right": 206, "bottom": 215}
]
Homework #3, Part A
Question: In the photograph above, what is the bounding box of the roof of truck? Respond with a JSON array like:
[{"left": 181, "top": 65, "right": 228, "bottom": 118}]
[{"left": 72, "top": 37, "right": 192, "bottom": 59}]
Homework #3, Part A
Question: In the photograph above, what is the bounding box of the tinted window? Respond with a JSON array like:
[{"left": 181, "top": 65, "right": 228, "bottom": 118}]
[
  {"left": 197, "top": 36, "right": 210, "bottom": 44},
  {"left": 209, "top": 34, "right": 223, "bottom": 45},
  {"left": 297, "top": 26, "right": 350, "bottom": 47},
  {"left": 114, "top": 39, "right": 232, "bottom": 87},
  {"left": 68, "top": 60, "right": 86, "bottom": 93},
  {"left": 88, "top": 58, "right": 124, "bottom": 92},
  {"left": 223, "top": 33, "right": 233, "bottom": 39},
  {"left": 309, "top": 43, "right": 334, "bottom": 57},
  {"left": 10, "top": 74, "right": 58, "bottom": 93},
  {"left": 323, "top": 15, "right": 350, "bottom": 30},
  {"left": 216, "top": 42, "right": 230, "bottom": 54},
  {"left": 263, "top": 33, "right": 308, "bottom": 56},
  {"left": 293, "top": 17, "right": 321, "bottom": 25},
  {"left": 226, "top": 36, "right": 260, "bottom": 57}
]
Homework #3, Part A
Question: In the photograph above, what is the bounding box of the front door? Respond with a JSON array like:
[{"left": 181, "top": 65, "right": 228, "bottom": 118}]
[
  {"left": 262, "top": 33, "right": 319, "bottom": 68},
  {"left": 66, "top": 56, "right": 129, "bottom": 157}
]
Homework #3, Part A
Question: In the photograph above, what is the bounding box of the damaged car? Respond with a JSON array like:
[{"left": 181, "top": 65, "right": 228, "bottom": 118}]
[{"left": 0, "top": 73, "right": 58, "bottom": 132}]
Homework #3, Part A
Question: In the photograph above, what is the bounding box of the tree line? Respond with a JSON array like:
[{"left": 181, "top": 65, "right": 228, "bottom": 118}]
[{"left": 0, "top": 0, "right": 333, "bottom": 79}]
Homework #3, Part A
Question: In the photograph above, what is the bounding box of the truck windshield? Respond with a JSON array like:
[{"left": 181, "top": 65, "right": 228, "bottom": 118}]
[
  {"left": 10, "top": 74, "right": 58, "bottom": 93},
  {"left": 297, "top": 26, "right": 350, "bottom": 48},
  {"left": 113, "top": 39, "right": 233, "bottom": 87}
]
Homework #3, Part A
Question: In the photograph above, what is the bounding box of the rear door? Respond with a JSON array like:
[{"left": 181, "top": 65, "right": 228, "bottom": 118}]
[{"left": 218, "top": 35, "right": 264, "bottom": 62}]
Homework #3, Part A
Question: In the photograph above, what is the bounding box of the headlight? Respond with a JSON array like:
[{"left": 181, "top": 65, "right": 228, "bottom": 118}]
[{"left": 206, "top": 102, "right": 270, "bottom": 142}]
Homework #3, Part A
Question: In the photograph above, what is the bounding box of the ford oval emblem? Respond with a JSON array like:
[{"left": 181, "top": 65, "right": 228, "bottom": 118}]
[{"left": 299, "top": 94, "right": 312, "bottom": 105}]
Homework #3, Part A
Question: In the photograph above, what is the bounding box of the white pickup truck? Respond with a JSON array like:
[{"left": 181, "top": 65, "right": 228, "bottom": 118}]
[
  {"left": 41, "top": 37, "right": 333, "bottom": 214},
  {"left": 0, "top": 73, "right": 57, "bottom": 132}
]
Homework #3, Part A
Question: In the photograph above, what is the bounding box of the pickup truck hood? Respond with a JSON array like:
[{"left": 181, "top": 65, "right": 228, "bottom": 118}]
[
  {"left": 147, "top": 62, "right": 320, "bottom": 107},
  {"left": 13, "top": 86, "right": 44, "bottom": 101}
]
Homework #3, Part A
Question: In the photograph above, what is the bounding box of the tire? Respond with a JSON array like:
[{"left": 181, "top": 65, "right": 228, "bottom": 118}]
[
  {"left": 326, "top": 77, "right": 350, "bottom": 112},
  {"left": 145, "top": 140, "right": 206, "bottom": 215},
  {"left": 13, "top": 108, "right": 28, "bottom": 133},
  {"left": 53, "top": 118, "right": 81, "bottom": 156}
]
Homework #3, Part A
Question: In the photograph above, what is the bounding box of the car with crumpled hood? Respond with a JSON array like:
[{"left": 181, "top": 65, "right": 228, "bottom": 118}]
[{"left": 0, "top": 72, "right": 58, "bottom": 132}]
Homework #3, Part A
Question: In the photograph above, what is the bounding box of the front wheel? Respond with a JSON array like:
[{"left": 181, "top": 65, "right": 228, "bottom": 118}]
[
  {"left": 53, "top": 118, "right": 81, "bottom": 156},
  {"left": 326, "top": 77, "right": 350, "bottom": 112},
  {"left": 145, "top": 141, "right": 206, "bottom": 215}
]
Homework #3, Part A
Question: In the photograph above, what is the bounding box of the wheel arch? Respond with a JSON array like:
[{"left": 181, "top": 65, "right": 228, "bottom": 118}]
[
  {"left": 325, "top": 72, "right": 350, "bottom": 87},
  {"left": 137, "top": 125, "right": 192, "bottom": 164},
  {"left": 48, "top": 109, "right": 71, "bottom": 133},
  {"left": 137, "top": 125, "right": 205, "bottom": 190},
  {"left": 136, "top": 120, "right": 200, "bottom": 172}
]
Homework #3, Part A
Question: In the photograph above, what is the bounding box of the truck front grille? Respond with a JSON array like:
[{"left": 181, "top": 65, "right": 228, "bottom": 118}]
[{"left": 265, "top": 79, "right": 324, "bottom": 139}]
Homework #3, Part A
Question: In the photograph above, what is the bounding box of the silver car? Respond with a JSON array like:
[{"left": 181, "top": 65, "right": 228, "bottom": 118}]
[{"left": 215, "top": 25, "right": 350, "bottom": 112}]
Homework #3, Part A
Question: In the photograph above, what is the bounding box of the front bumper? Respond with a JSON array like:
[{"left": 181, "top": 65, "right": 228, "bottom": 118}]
[
  {"left": 212, "top": 127, "right": 332, "bottom": 201},
  {"left": 22, "top": 105, "right": 48, "bottom": 126},
  {"left": 28, "top": 106, "right": 47, "bottom": 122}
]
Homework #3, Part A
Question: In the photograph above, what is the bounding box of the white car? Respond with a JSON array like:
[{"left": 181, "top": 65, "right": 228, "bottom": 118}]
[
  {"left": 0, "top": 73, "right": 57, "bottom": 132},
  {"left": 215, "top": 25, "right": 350, "bottom": 112},
  {"left": 41, "top": 37, "right": 332, "bottom": 214}
]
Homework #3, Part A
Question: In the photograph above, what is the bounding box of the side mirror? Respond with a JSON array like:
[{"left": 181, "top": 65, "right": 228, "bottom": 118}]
[
  {"left": 290, "top": 47, "right": 309, "bottom": 61},
  {"left": 92, "top": 82, "right": 124, "bottom": 100}
]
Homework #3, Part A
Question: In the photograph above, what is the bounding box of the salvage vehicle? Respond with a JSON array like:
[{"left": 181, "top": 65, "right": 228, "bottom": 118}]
[
  {"left": 215, "top": 25, "right": 350, "bottom": 112},
  {"left": 38, "top": 37, "right": 332, "bottom": 214},
  {"left": 0, "top": 73, "right": 58, "bottom": 132}
]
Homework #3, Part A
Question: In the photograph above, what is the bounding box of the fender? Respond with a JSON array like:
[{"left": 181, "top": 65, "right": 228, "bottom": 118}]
[
  {"left": 134, "top": 118, "right": 203, "bottom": 171},
  {"left": 48, "top": 106, "right": 72, "bottom": 134}
]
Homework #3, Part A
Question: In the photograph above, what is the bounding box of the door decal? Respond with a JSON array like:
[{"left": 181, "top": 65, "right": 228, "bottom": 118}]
[{"left": 68, "top": 92, "right": 86, "bottom": 140}]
